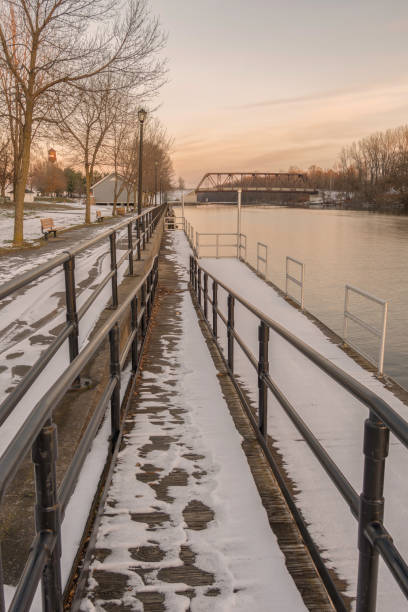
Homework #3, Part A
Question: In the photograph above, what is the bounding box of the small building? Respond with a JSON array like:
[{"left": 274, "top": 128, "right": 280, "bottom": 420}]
[
  {"left": 5, "top": 185, "right": 36, "bottom": 203},
  {"left": 91, "top": 173, "right": 135, "bottom": 206}
]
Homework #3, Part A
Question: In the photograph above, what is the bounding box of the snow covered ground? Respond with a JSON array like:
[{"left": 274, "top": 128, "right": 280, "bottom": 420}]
[
  {"left": 80, "top": 230, "right": 306, "bottom": 611},
  {"left": 0, "top": 220, "right": 132, "bottom": 458},
  {"left": 0, "top": 201, "right": 116, "bottom": 248},
  {"left": 190, "top": 244, "right": 408, "bottom": 611}
]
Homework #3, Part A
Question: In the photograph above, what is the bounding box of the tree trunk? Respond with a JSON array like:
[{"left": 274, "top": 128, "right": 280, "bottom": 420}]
[
  {"left": 85, "top": 167, "right": 92, "bottom": 224},
  {"left": 13, "top": 104, "right": 33, "bottom": 246}
]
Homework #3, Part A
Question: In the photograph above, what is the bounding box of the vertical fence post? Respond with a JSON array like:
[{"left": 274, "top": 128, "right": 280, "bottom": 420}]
[
  {"left": 212, "top": 281, "right": 218, "bottom": 338},
  {"left": 109, "top": 323, "right": 121, "bottom": 449},
  {"left": 343, "top": 286, "right": 350, "bottom": 346},
  {"left": 227, "top": 294, "right": 235, "bottom": 372},
  {"left": 63, "top": 256, "right": 79, "bottom": 363},
  {"left": 356, "top": 413, "right": 389, "bottom": 612},
  {"left": 204, "top": 272, "right": 208, "bottom": 319},
  {"left": 378, "top": 302, "right": 388, "bottom": 376},
  {"left": 189, "top": 255, "right": 193, "bottom": 285},
  {"left": 109, "top": 231, "right": 118, "bottom": 308},
  {"left": 136, "top": 217, "right": 141, "bottom": 261},
  {"left": 127, "top": 222, "right": 134, "bottom": 276},
  {"left": 141, "top": 283, "right": 147, "bottom": 338},
  {"left": 198, "top": 267, "right": 202, "bottom": 306},
  {"left": 258, "top": 321, "right": 269, "bottom": 437},
  {"left": 131, "top": 296, "right": 138, "bottom": 372},
  {"left": 32, "top": 419, "right": 62, "bottom": 612}
]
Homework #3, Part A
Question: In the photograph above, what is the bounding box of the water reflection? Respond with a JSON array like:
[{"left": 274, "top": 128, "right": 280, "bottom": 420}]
[{"left": 176, "top": 205, "right": 408, "bottom": 388}]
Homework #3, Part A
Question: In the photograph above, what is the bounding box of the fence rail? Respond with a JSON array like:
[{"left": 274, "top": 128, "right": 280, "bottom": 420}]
[
  {"left": 285, "top": 256, "right": 305, "bottom": 310},
  {"left": 256, "top": 242, "right": 267, "bottom": 278},
  {"left": 0, "top": 205, "right": 166, "bottom": 611},
  {"left": 190, "top": 254, "right": 408, "bottom": 612},
  {"left": 195, "top": 233, "right": 247, "bottom": 259},
  {"left": 343, "top": 284, "right": 388, "bottom": 376}
]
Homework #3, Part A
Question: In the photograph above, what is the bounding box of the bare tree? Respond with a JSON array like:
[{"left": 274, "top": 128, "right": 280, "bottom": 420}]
[
  {"left": 0, "top": 0, "right": 165, "bottom": 244},
  {"left": 0, "top": 133, "right": 12, "bottom": 196},
  {"left": 56, "top": 77, "right": 123, "bottom": 222}
]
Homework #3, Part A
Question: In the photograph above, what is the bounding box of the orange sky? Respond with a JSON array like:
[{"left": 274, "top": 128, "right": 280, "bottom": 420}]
[{"left": 152, "top": 0, "right": 408, "bottom": 187}]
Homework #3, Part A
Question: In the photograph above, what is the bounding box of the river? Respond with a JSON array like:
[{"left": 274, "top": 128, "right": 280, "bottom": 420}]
[{"left": 175, "top": 204, "right": 408, "bottom": 389}]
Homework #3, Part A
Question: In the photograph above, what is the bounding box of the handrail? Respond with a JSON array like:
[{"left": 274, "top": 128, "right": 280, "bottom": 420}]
[
  {"left": 190, "top": 254, "right": 408, "bottom": 612},
  {"left": 0, "top": 205, "right": 166, "bottom": 427},
  {"left": 343, "top": 284, "right": 388, "bottom": 375},
  {"left": 0, "top": 252, "right": 160, "bottom": 611},
  {"left": 285, "top": 256, "right": 305, "bottom": 310}
]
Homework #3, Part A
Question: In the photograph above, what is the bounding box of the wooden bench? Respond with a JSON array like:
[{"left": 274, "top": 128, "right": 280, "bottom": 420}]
[
  {"left": 96, "top": 210, "right": 104, "bottom": 222},
  {"left": 116, "top": 206, "right": 126, "bottom": 216},
  {"left": 40, "top": 218, "right": 65, "bottom": 239}
]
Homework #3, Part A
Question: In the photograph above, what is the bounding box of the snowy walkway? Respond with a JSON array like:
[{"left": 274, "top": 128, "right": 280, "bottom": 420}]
[
  {"left": 80, "top": 232, "right": 312, "bottom": 611},
  {"left": 199, "top": 256, "right": 408, "bottom": 611}
]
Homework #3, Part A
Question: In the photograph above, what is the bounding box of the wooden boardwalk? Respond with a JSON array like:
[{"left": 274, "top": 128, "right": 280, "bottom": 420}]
[{"left": 78, "top": 232, "right": 335, "bottom": 611}]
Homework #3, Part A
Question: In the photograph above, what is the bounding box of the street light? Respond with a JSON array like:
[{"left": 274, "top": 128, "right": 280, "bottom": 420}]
[
  {"left": 137, "top": 108, "right": 147, "bottom": 217},
  {"left": 154, "top": 160, "right": 158, "bottom": 206}
]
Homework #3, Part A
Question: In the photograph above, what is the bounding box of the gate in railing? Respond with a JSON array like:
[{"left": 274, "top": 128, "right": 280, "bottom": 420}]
[
  {"left": 190, "top": 255, "right": 408, "bottom": 612},
  {"left": 285, "top": 256, "right": 305, "bottom": 310},
  {"left": 0, "top": 205, "right": 165, "bottom": 611},
  {"left": 195, "top": 233, "right": 247, "bottom": 259},
  {"left": 343, "top": 284, "right": 388, "bottom": 376},
  {"left": 256, "top": 242, "right": 267, "bottom": 278}
]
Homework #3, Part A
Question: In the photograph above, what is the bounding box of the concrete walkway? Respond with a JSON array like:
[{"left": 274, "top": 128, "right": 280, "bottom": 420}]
[{"left": 78, "top": 232, "right": 319, "bottom": 611}]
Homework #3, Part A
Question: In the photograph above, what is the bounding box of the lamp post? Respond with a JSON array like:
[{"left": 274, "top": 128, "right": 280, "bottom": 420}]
[
  {"left": 154, "top": 160, "right": 158, "bottom": 206},
  {"left": 136, "top": 108, "right": 146, "bottom": 256},
  {"left": 137, "top": 108, "right": 147, "bottom": 216}
]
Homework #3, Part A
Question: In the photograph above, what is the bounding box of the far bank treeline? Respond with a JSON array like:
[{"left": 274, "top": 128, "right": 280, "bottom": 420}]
[{"left": 302, "top": 125, "right": 408, "bottom": 208}]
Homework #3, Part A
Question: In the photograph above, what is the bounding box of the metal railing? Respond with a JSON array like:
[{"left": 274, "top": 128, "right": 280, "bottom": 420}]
[
  {"left": 184, "top": 220, "right": 196, "bottom": 253},
  {"left": 285, "top": 256, "right": 305, "bottom": 310},
  {"left": 165, "top": 215, "right": 185, "bottom": 230},
  {"left": 195, "top": 233, "right": 247, "bottom": 259},
  {"left": 0, "top": 205, "right": 166, "bottom": 611},
  {"left": 190, "top": 254, "right": 408, "bottom": 612},
  {"left": 256, "top": 242, "right": 267, "bottom": 278},
  {"left": 0, "top": 205, "right": 165, "bottom": 427},
  {"left": 343, "top": 284, "right": 388, "bottom": 376},
  {"left": 238, "top": 233, "right": 247, "bottom": 260}
]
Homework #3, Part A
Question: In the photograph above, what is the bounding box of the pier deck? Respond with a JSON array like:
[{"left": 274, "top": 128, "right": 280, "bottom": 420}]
[{"left": 78, "top": 232, "right": 331, "bottom": 611}]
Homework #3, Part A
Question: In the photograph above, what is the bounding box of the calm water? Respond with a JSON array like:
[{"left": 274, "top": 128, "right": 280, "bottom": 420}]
[{"left": 176, "top": 205, "right": 408, "bottom": 388}]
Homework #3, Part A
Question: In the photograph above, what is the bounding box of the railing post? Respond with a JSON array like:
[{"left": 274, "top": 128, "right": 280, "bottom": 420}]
[
  {"left": 127, "top": 222, "right": 134, "bottom": 276},
  {"left": 204, "top": 272, "right": 208, "bottom": 319},
  {"left": 198, "top": 267, "right": 202, "bottom": 306},
  {"left": 131, "top": 296, "right": 138, "bottom": 372},
  {"left": 212, "top": 280, "right": 218, "bottom": 338},
  {"left": 136, "top": 217, "right": 141, "bottom": 261},
  {"left": 109, "top": 231, "right": 118, "bottom": 308},
  {"left": 109, "top": 323, "right": 121, "bottom": 449},
  {"left": 63, "top": 256, "right": 79, "bottom": 362},
  {"left": 190, "top": 255, "right": 193, "bottom": 285},
  {"left": 32, "top": 419, "right": 62, "bottom": 612},
  {"left": 141, "top": 283, "right": 147, "bottom": 338},
  {"left": 258, "top": 321, "right": 269, "bottom": 437},
  {"left": 227, "top": 294, "right": 235, "bottom": 372},
  {"left": 356, "top": 413, "right": 389, "bottom": 612},
  {"left": 194, "top": 260, "right": 198, "bottom": 294}
]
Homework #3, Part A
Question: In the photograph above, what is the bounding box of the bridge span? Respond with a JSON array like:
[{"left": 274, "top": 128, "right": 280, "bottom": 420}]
[{"left": 195, "top": 171, "right": 318, "bottom": 195}]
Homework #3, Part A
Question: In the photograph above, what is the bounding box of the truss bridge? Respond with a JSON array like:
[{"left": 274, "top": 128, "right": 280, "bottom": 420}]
[{"left": 196, "top": 172, "right": 317, "bottom": 194}]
